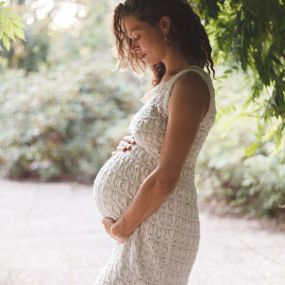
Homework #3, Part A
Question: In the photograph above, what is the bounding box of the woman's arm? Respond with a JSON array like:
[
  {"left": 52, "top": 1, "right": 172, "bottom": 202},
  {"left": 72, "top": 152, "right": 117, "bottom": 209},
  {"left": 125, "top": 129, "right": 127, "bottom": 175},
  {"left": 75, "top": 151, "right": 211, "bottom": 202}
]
[
  {"left": 111, "top": 72, "right": 210, "bottom": 239},
  {"left": 111, "top": 166, "right": 177, "bottom": 238}
]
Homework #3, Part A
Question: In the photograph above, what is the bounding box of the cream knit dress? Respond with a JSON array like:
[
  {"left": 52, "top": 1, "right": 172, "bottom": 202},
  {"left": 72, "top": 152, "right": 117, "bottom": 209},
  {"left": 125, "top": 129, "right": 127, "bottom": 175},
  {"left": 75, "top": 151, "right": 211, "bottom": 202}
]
[{"left": 93, "top": 65, "right": 216, "bottom": 285}]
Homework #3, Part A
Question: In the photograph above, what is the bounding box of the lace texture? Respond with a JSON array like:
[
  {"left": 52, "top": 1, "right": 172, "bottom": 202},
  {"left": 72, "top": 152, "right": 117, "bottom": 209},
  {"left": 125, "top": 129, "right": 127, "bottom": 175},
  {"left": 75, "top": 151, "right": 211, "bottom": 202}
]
[{"left": 93, "top": 66, "right": 216, "bottom": 285}]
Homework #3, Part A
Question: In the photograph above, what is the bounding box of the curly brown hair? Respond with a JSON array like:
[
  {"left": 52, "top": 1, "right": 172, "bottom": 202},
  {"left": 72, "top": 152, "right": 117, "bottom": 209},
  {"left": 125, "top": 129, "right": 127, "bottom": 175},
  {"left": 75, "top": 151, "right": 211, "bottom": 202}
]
[{"left": 113, "top": 0, "right": 215, "bottom": 86}]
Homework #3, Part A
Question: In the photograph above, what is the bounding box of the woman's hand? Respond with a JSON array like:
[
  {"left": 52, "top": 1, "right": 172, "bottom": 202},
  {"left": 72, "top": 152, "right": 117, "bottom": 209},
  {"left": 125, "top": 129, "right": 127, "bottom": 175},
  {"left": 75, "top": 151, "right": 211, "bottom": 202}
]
[
  {"left": 112, "top": 135, "right": 136, "bottom": 156},
  {"left": 102, "top": 217, "right": 129, "bottom": 244}
]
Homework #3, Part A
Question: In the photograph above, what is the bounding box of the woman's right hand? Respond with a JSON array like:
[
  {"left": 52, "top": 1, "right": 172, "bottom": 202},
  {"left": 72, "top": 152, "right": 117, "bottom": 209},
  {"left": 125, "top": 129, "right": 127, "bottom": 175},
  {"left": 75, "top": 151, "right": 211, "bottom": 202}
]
[{"left": 112, "top": 135, "right": 136, "bottom": 156}]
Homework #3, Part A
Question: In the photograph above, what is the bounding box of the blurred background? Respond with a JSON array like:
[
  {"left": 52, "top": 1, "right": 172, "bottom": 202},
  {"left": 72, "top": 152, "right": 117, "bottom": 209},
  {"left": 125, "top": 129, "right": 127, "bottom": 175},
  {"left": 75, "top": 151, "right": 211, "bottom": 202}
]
[
  {"left": 1, "top": 0, "right": 284, "bottom": 220},
  {"left": 0, "top": 1, "right": 285, "bottom": 284},
  {"left": 0, "top": 0, "right": 150, "bottom": 184}
]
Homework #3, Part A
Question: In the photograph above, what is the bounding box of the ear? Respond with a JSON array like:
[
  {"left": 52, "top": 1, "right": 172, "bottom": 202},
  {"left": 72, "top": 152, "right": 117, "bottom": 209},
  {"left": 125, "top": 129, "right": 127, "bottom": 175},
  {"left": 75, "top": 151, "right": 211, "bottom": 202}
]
[{"left": 159, "top": 16, "right": 171, "bottom": 34}]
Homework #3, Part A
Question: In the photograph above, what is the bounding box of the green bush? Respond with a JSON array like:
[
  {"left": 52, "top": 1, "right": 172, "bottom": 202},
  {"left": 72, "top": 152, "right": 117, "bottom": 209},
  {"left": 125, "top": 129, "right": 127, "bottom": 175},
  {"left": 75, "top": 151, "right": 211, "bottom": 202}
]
[
  {"left": 194, "top": 67, "right": 285, "bottom": 219},
  {"left": 0, "top": 59, "right": 145, "bottom": 182},
  {"left": 196, "top": 116, "right": 285, "bottom": 218}
]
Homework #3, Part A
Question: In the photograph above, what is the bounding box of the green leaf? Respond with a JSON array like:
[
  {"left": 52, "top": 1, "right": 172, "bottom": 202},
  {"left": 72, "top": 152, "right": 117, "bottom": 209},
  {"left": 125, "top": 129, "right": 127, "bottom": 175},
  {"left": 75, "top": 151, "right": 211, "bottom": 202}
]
[
  {"left": 2, "top": 34, "right": 10, "bottom": 50},
  {"left": 12, "top": 17, "right": 25, "bottom": 29},
  {"left": 14, "top": 26, "right": 25, "bottom": 40},
  {"left": 4, "top": 23, "right": 16, "bottom": 40},
  {"left": 244, "top": 142, "right": 259, "bottom": 157}
]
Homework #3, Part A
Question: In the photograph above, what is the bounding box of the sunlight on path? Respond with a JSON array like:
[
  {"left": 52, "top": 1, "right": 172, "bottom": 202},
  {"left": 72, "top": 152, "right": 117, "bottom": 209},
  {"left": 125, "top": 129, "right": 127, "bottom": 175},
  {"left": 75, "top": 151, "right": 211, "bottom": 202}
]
[{"left": 0, "top": 179, "right": 284, "bottom": 285}]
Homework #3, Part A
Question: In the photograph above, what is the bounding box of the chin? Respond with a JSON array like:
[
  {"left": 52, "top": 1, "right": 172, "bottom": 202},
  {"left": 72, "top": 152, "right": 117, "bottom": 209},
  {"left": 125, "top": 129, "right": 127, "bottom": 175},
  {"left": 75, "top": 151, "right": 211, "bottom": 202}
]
[{"left": 144, "top": 58, "right": 159, "bottom": 66}]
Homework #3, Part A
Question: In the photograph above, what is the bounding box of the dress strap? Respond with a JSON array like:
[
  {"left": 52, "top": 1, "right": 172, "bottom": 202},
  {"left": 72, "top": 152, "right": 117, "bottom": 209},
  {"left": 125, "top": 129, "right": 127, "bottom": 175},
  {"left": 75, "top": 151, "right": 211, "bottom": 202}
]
[{"left": 162, "top": 66, "right": 215, "bottom": 119}]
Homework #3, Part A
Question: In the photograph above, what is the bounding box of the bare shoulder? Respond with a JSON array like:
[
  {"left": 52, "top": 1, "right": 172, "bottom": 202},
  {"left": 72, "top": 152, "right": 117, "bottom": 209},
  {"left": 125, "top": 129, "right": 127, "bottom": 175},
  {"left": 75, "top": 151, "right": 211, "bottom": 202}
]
[
  {"left": 156, "top": 71, "right": 211, "bottom": 184},
  {"left": 168, "top": 71, "right": 211, "bottom": 120}
]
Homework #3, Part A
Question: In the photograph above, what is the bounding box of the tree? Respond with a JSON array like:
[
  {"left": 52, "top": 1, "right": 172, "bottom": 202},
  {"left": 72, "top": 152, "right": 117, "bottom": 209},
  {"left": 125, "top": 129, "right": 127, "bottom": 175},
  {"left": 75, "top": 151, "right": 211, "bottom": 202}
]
[
  {"left": 193, "top": 0, "right": 285, "bottom": 154},
  {"left": 0, "top": 1, "right": 25, "bottom": 53}
]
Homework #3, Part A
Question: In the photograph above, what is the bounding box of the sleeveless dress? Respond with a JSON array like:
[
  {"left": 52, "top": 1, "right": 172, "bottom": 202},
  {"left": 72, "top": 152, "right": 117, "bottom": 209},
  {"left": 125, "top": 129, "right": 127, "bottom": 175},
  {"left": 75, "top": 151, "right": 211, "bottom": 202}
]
[{"left": 93, "top": 65, "right": 217, "bottom": 285}]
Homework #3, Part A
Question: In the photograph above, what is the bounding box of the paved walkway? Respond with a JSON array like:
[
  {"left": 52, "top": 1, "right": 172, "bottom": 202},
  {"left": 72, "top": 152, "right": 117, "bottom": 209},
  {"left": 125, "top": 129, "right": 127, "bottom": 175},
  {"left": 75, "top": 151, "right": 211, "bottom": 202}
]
[{"left": 0, "top": 179, "right": 284, "bottom": 285}]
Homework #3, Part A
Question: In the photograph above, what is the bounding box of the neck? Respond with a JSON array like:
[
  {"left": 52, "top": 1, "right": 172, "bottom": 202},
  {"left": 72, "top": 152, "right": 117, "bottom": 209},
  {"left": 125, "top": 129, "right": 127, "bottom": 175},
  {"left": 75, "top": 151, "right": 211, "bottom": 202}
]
[{"left": 162, "top": 47, "right": 201, "bottom": 77}]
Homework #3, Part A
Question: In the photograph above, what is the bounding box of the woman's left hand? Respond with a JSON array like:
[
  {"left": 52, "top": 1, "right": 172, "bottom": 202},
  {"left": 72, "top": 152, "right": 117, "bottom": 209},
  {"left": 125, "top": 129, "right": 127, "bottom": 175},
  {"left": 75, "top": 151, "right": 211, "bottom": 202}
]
[{"left": 101, "top": 217, "right": 129, "bottom": 244}]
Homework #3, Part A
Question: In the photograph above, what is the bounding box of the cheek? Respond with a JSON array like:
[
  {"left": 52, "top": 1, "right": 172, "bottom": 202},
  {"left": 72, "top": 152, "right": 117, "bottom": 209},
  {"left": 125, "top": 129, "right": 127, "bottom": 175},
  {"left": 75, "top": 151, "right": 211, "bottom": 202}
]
[
  {"left": 150, "top": 42, "right": 165, "bottom": 57},
  {"left": 142, "top": 36, "right": 153, "bottom": 46},
  {"left": 144, "top": 37, "right": 163, "bottom": 52}
]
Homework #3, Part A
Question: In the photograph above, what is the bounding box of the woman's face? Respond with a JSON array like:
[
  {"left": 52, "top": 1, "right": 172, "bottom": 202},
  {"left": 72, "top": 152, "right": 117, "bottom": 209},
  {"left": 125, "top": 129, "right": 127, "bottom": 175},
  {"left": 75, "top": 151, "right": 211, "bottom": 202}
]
[{"left": 123, "top": 15, "right": 169, "bottom": 66}]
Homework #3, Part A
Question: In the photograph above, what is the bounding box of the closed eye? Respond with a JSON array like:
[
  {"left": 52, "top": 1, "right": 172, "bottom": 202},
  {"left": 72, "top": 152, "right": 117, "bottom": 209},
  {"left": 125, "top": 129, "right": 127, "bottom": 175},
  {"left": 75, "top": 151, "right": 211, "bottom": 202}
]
[{"left": 133, "top": 35, "right": 141, "bottom": 41}]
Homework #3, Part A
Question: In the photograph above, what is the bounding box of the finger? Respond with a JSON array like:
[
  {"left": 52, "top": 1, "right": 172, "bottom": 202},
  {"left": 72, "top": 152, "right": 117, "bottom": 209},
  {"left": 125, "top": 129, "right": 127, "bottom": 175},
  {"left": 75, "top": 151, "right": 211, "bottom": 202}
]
[
  {"left": 117, "top": 145, "right": 128, "bottom": 152},
  {"left": 102, "top": 217, "right": 116, "bottom": 225},
  {"left": 102, "top": 220, "right": 112, "bottom": 233},
  {"left": 102, "top": 217, "right": 111, "bottom": 223},
  {"left": 104, "top": 217, "right": 116, "bottom": 223},
  {"left": 119, "top": 141, "right": 131, "bottom": 149},
  {"left": 119, "top": 144, "right": 131, "bottom": 151},
  {"left": 117, "top": 145, "right": 132, "bottom": 151},
  {"left": 126, "top": 135, "right": 136, "bottom": 144}
]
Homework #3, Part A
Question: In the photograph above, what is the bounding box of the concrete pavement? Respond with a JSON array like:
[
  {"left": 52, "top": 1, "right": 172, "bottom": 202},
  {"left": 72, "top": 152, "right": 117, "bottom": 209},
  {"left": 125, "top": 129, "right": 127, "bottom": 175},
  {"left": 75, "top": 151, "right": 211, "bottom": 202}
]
[{"left": 0, "top": 179, "right": 284, "bottom": 285}]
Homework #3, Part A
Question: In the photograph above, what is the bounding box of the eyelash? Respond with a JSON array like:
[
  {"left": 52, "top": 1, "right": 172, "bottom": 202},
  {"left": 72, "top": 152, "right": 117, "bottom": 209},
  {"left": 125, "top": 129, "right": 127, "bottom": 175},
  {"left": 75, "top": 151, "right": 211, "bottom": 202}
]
[{"left": 133, "top": 35, "right": 141, "bottom": 41}]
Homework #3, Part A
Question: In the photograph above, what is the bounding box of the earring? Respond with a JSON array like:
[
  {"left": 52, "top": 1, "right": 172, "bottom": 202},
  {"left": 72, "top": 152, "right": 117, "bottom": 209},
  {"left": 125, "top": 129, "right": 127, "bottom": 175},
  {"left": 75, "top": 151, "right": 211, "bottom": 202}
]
[{"left": 164, "top": 33, "right": 171, "bottom": 45}]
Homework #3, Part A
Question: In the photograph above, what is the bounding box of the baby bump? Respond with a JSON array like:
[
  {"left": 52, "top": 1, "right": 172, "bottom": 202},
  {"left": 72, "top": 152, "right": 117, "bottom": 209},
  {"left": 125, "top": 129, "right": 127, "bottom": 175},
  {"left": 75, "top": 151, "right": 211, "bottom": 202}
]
[{"left": 93, "top": 146, "right": 156, "bottom": 220}]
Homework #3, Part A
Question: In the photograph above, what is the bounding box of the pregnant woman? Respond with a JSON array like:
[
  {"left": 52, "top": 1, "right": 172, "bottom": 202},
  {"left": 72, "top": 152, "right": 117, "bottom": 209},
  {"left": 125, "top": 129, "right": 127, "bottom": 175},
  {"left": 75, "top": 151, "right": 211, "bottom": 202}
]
[{"left": 93, "top": 0, "right": 216, "bottom": 284}]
